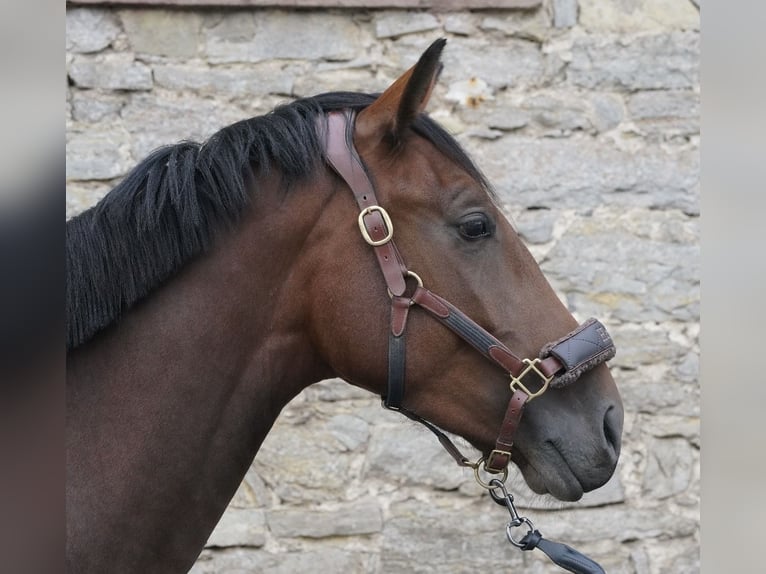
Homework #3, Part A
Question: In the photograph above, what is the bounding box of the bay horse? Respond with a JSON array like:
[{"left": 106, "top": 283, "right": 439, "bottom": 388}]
[{"left": 66, "top": 39, "right": 623, "bottom": 573}]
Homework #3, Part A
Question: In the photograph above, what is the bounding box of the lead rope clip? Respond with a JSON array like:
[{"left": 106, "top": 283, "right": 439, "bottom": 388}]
[{"left": 486, "top": 478, "right": 606, "bottom": 574}]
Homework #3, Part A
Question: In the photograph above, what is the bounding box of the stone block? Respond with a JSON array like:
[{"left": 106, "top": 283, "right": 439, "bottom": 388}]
[
  {"left": 443, "top": 14, "right": 477, "bottom": 36},
  {"left": 642, "top": 437, "right": 694, "bottom": 499},
  {"left": 267, "top": 550, "right": 373, "bottom": 573},
  {"left": 253, "top": 419, "right": 355, "bottom": 504},
  {"left": 589, "top": 92, "right": 624, "bottom": 132},
  {"left": 70, "top": 92, "right": 125, "bottom": 123},
  {"left": 374, "top": 11, "right": 440, "bottom": 39},
  {"left": 68, "top": 54, "right": 153, "bottom": 91},
  {"left": 533, "top": 506, "right": 697, "bottom": 544},
  {"left": 648, "top": 415, "right": 700, "bottom": 444},
  {"left": 520, "top": 92, "right": 592, "bottom": 134},
  {"left": 203, "top": 11, "right": 256, "bottom": 63},
  {"left": 382, "top": 498, "right": 525, "bottom": 572},
  {"left": 475, "top": 136, "right": 699, "bottom": 214},
  {"left": 327, "top": 414, "right": 370, "bottom": 451},
  {"left": 617, "top": 370, "right": 700, "bottom": 417},
  {"left": 120, "top": 9, "right": 202, "bottom": 57},
  {"left": 205, "top": 11, "right": 361, "bottom": 63},
  {"left": 553, "top": 0, "right": 579, "bottom": 28},
  {"left": 266, "top": 498, "right": 382, "bottom": 538},
  {"left": 580, "top": 0, "right": 700, "bottom": 32},
  {"left": 628, "top": 89, "right": 699, "bottom": 119},
  {"left": 675, "top": 351, "right": 699, "bottom": 384},
  {"left": 302, "top": 378, "right": 374, "bottom": 402},
  {"left": 610, "top": 323, "right": 689, "bottom": 370},
  {"left": 66, "top": 8, "right": 121, "bottom": 53},
  {"left": 540, "top": 209, "right": 699, "bottom": 323},
  {"left": 441, "top": 38, "right": 547, "bottom": 89},
  {"left": 153, "top": 63, "right": 293, "bottom": 97},
  {"left": 292, "top": 67, "right": 381, "bottom": 98},
  {"left": 513, "top": 208, "right": 556, "bottom": 244},
  {"left": 190, "top": 548, "right": 371, "bottom": 574},
  {"left": 479, "top": 9, "right": 551, "bottom": 42},
  {"left": 382, "top": 497, "right": 658, "bottom": 573},
  {"left": 627, "top": 89, "right": 700, "bottom": 139},
  {"left": 205, "top": 508, "right": 267, "bottom": 548},
  {"left": 568, "top": 32, "right": 699, "bottom": 90},
  {"left": 66, "top": 130, "right": 133, "bottom": 181},
  {"left": 66, "top": 182, "right": 112, "bottom": 218},
  {"left": 229, "top": 466, "right": 272, "bottom": 509},
  {"left": 458, "top": 103, "right": 530, "bottom": 132},
  {"left": 190, "top": 548, "right": 265, "bottom": 574},
  {"left": 120, "top": 94, "right": 247, "bottom": 160},
  {"left": 365, "top": 423, "right": 472, "bottom": 490},
  {"left": 658, "top": 543, "right": 700, "bottom": 574}
]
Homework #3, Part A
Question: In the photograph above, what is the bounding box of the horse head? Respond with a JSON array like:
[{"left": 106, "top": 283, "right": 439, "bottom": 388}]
[{"left": 307, "top": 40, "right": 623, "bottom": 501}]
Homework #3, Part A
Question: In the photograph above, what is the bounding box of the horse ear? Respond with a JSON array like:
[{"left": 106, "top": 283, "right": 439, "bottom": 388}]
[{"left": 356, "top": 38, "right": 446, "bottom": 145}]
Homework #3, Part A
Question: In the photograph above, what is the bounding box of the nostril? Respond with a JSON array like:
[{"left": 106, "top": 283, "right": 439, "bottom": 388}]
[{"left": 603, "top": 405, "right": 622, "bottom": 456}]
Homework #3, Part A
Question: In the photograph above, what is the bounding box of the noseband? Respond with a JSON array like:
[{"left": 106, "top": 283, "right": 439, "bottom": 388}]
[{"left": 324, "top": 111, "right": 616, "bottom": 477}]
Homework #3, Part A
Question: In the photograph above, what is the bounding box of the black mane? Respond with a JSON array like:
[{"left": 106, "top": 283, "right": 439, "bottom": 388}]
[{"left": 66, "top": 92, "right": 490, "bottom": 350}]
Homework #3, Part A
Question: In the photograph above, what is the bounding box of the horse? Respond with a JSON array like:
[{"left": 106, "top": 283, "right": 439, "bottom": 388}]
[{"left": 66, "top": 39, "right": 623, "bottom": 573}]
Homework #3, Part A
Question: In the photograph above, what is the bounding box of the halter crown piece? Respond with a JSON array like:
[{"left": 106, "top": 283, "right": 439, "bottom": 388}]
[{"left": 324, "top": 111, "right": 615, "bottom": 574}]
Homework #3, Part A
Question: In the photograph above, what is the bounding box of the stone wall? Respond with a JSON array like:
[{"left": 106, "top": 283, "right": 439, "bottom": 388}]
[{"left": 66, "top": 2, "right": 700, "bottom": 572}]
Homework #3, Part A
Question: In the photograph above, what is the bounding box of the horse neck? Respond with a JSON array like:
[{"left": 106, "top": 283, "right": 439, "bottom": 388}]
[{"left": 66, "top": 171, "right": 336, "bottom": 572}]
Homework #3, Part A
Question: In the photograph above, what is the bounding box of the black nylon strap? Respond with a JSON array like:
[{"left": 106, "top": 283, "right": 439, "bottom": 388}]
[
  {"left": 411, "top": 287, "right": 527, "bottom": 376},
  {"left": 520, "top": 531, "right": 605, "bottom": 574},
  {"left": 386, "top": 332, "right": 406, "bottom": 408},
  {"left": 442, "top": 307, "right": 507, "bottom": 361}
]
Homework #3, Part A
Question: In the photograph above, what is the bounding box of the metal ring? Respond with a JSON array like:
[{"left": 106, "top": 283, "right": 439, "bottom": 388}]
[
  {"left": 358, "top": 206, "right": 394, "bottom": 246},
  {"left": 387, "top": 271, "right": 424, "bottom": 299},
  {"left": 506, "top": 517, "right": 535, "bottom": 548},
  {"left": 473, "top": 456, "right": 509, "bottom": 489}
]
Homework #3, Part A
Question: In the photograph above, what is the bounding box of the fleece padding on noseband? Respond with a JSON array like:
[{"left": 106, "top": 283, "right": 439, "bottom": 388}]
[{"left": 539, "top": 318, "right": 617, "bottom": 389}]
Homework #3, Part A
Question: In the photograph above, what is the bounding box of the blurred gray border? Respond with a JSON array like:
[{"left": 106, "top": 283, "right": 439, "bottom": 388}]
[{"left": 702, "top": 1, "right": 766, "bottom": 572}]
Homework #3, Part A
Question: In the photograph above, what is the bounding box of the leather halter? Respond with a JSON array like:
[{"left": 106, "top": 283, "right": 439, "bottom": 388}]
[{"left": 323, "top": 110, "right": 616, "bottom": 474}]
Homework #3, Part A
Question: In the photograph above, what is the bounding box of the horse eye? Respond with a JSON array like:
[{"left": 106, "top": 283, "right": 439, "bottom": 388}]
[{"left": 458, "top": 214, "right": 492, "bottom": 240}]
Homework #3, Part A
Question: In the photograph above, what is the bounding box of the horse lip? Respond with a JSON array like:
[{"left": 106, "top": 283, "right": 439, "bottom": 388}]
[{"left": 515, "top": 445, "right": 586, "bottom": 502}]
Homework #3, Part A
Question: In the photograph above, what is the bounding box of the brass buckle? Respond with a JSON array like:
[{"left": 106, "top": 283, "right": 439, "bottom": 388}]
[
  {"left": 509, "top": 358, "right": 552, "bottom": 401},
  {"left": 358, "top": 205, "right": 394, "bottom": 246},
  {"left": 485, "top": 449, "right": 512, "bottom": 473}
]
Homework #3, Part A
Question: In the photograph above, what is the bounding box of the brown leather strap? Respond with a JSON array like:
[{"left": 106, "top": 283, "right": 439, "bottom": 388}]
[
  {"left": 485, "top": 389, "right": 529, "bottom": 473},
  {"left": 394, "top": 389, "right": 530, "bottom": 475},
  {"left": 390, "top": 296, "right": 411, "bottom": 338},
  {"left": 325, "top": 111, "right": 408, "bottom": 296},
  {"left": 412, "top": 287, "right": 565, "bottom": 380}
]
